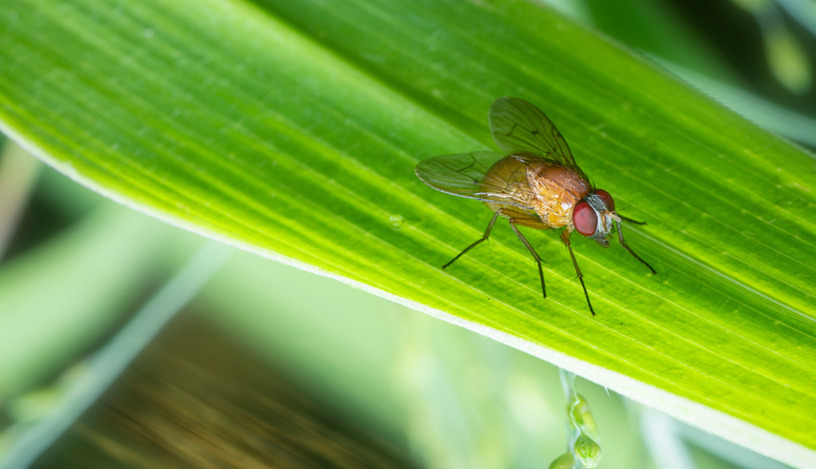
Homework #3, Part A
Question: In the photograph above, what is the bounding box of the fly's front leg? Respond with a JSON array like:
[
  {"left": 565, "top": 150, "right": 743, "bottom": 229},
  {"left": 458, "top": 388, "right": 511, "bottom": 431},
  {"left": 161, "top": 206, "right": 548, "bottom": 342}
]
[{"left": 614, "top": 219, "right": 656, "bottom": 274}]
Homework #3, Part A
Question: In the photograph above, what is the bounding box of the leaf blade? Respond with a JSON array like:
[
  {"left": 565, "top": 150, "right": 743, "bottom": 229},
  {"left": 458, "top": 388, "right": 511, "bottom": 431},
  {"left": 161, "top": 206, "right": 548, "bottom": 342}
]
[{"left": 1, "top": 0, "right": 815, "bottom": 464}]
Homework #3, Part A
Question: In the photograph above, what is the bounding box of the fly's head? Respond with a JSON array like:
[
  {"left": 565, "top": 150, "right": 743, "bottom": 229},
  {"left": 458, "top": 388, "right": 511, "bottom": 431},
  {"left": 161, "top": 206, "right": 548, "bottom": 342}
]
[{"left": 572, "top": 189, "right": 617, "bottom": 246}]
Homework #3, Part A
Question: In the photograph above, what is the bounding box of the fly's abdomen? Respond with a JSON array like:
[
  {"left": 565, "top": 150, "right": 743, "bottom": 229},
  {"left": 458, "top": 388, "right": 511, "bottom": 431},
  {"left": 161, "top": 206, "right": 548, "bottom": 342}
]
[{"left": 480, "top": 156, "right": 539, "bottom": 214}]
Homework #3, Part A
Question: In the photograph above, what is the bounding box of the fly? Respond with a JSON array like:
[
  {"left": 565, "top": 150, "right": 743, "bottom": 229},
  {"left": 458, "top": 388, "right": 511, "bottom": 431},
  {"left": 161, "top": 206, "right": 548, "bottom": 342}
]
[{"left": 415, "top": 97, "right": 656, "bottom": 316}]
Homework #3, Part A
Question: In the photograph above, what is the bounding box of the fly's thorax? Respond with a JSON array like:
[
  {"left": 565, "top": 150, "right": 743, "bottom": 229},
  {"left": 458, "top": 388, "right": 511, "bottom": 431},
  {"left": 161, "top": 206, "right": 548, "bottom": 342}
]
[{"left": 527, "top": 162, "right": 591, "bottom": 228}]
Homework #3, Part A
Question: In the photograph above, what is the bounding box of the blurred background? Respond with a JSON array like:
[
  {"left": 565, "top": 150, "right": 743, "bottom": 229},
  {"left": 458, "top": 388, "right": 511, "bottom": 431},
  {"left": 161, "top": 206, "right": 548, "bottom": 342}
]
[{"left": 1, "top": 0, "right": 814, "bottom": 467}]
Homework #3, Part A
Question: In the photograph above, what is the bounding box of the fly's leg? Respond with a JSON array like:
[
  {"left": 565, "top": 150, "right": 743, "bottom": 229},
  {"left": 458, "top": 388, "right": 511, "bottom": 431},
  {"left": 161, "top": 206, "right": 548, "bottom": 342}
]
[
  {"left": 443, "top": 212, "right": 500, "bottom": 269},
  {"left": 561, "top": 229, "right": 595, "bottom": 316},
  {"left": 509, "top": 221, "right": 546, "bottom": 299},
  {"left": 618, "top": 214, "right": 646, "bottom": 225},
  {"left": 614, "top": 219, "right": 656, "bottom": 274}
]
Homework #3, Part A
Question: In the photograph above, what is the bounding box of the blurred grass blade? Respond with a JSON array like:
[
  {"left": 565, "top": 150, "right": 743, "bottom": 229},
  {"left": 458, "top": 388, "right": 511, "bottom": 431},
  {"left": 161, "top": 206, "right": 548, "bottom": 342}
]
[
  {"left": 0, "top": 205, "right": 179, "bottom": 398},
  {"left": 0, "top": 142, "right": 40, "bottom": 258},
  {"left": 0, "top": 0, "right": 815, "bottom": 466},
  {"left": 1, "top": 243, "right": 229, "bottom": 469}
]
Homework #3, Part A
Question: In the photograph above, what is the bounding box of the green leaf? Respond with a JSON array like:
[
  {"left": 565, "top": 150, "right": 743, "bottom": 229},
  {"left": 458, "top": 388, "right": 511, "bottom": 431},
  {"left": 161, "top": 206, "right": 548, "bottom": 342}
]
[{"left": 1, "top": 0, "right": 815, "bottom": 465}]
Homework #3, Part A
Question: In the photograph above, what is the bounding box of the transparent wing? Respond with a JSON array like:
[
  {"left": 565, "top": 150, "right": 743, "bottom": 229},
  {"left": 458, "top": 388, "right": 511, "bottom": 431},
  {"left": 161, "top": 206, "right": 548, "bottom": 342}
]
[
  {"left": 488, "top": 97, "right": 584, "bottom": 177},
  {"left": 415, "top": 150, "right": 502, "bottom": 199},
  {"left": 414, "top": 151, "right": 539, "bottom": 210}
]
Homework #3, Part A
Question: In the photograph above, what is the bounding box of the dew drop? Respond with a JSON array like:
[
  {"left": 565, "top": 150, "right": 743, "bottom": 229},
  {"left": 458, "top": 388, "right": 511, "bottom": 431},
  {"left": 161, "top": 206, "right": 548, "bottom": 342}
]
[{"left": 389, "top": 214, "right": 404, "bottom": 230}]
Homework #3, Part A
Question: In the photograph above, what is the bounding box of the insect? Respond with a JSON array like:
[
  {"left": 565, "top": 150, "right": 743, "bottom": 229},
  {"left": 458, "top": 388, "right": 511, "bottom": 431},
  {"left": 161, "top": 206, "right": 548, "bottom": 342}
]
[{"left": 415, "top": 97, "right": 655, "bottom": 316}]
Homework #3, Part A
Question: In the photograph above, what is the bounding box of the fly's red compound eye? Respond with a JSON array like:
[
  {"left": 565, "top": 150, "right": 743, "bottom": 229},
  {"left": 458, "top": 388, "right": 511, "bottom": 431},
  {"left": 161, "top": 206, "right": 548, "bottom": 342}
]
[
  {"left": 573, "top": 201, "right": 598, "bottom": 236},
  {"left": 594, "top": 189, "right": 615, "bottom": 212}
]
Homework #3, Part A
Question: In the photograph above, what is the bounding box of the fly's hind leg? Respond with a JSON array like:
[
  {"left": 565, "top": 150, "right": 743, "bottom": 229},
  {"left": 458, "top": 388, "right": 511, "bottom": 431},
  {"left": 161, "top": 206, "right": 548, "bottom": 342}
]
[
  {"left": 509, "top": 221, "right": 546, "bottom": 299},
  {"left": 443, "top": 212, "right": 501, "bottom": 269}
]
